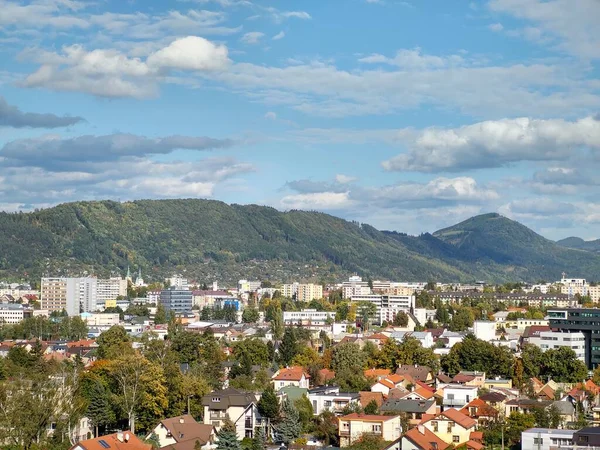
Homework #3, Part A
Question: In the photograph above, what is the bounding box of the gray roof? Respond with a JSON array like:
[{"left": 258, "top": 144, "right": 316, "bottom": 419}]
[
  {"left": 201, "top": 388, "right": 256, "bottom": 410},
  {"left": 552, "top": 401, "right": 575, "bottom": 415},
  {"left": 380, "top": 398, "right": 435, "bottom": 413}
]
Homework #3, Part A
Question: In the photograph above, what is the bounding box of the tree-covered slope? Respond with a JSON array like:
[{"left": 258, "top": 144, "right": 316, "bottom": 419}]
[
  {"left": 557, "top": 236, "right": 600, "bottom": 253},
  {"left": 1, "top": 201, "right": 599, "bottom": 283},
  {"left": 432, "top": 213, "right": 600, "bottom": 281}
]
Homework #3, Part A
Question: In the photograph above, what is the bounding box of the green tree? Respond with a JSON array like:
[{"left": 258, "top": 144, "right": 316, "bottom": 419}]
[
  {"left": 217, "top": 417, "right": 241, "bottom": 450},
  {"left": 331, "top": 342, "right": 365, "bottom": 373},
  {"left": 97, "top": 326, "right": 133, "bottom": 359},
  {"left": 154, "top": 303, "right": 167, "bottom": 324},
  {"left": 242, "top": 307, "right": 260, "bottom": 323},
  {"left": 363, "top": 399, "right": 379, "bottom": 415},
  {"left": 252, "top": 427, "right": 266, "bottom": 450},
  {"left": 278, "top": 328, "right": 301, "bottom": 366},
  {"left": 294, "top": 394, "right": 314, "bottom": 432},
  {"left": 505, "top": 412, "right": 536, "bottom": 446},
  {"left": 258, "top": 385, "right": 279, "bottom": 420},
  {"left": 449, "top": 308, "right": 474, "bottom": 332},
  {"left": 392, "top": 312, "right": 409, "bottom": 327},
  {"left": 275, "top": 399, "right": 301, "bottom": 444},
  {"left": 86, "top": 380, "right": 116, "bottom": 437},
  {"left": 270, "top": 307, "right": 284, "bottom": 341}
]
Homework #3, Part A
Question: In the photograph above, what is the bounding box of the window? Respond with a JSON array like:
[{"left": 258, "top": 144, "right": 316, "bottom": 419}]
[
  {"left": 533, "top": 438, "right": 543, "bottom": 444},
  {"left": 372, "top": 425, "right": 381, "bottom": 433},
  {"left": 212, "top": 397, "right": 220, "bottom": 402},
  {"left": 453, "top": 436, "right": 460, "bottom": 443}
]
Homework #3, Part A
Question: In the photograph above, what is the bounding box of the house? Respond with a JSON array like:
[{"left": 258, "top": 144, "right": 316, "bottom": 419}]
[
  {"left": 452, "top": 371, "right": 485, "bottom": 388},
  {"left": 483, "top": 378, "right": 512, "bottom": 390},
  {"left": 365, "top": 333, "right": 389, "bottom": 350},
  {"left": 396, "top": 365, "right": 433, "bottom": 384},
  {"left": 459, "top": 398, "right": 499, "bottom": 425},
  {"left": 318, "top": 368, "right": 336, "bottom": 385},
  {"left": 69, "top": 432, "right": 151, "bottom": 450},
  {"left": 201, "top": 388, "right": 264, "bottom": 440},
  {"left": 504, "top": 399, "right": 574, "bottom": 424},
  {"left": 272, "top": 366, "right": 310, "bottom": 389},
  {"left": 338, "top": 414, "right": 402, "bottom": 447},
  {"left": 359, "top": 391, "right": 384, "bottom": 410},
  {"left": 147, "top": 415, "right": 215, "bottom": 449},
  {"left": 439, "top": 384, "right": 478, "bottom": 410},
  {"left": 371, "top": 375, "right": 406, "bottom": 396},
  {"left": 308, "top": 386, "right": 360, "bottom": 415},
  {"left": 380, "top": 399, "right": 437, "bottom": 426},
  {"left": 521, "top": 428, "right": 575, "bottom": 450},
  {"left": 364, "top": 368, "right": 391, "bottom": 381},
  {"left": 402, "top": 425, "right": 450, "bottom": 450},
  {"left": 397, "top": 387, "right": 436, "bottom": 402},
  {"left": 421, "top": 409, "right": 477, "bottom": 446}
]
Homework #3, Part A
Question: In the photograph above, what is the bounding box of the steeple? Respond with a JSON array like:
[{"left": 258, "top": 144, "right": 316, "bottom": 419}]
[{"left": 126, "top": 265, "right": 132, "bottom": 282}]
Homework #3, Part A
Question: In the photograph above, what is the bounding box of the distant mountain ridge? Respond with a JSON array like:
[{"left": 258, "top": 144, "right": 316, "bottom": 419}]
[
  {"left": 1, "top": 200, "right": 599, "bottom": 284},
  {"left": 557, "top": 236, "right": 600, "bottom": 253}
]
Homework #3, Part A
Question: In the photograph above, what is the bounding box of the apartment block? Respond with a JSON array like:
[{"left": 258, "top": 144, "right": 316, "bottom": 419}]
[
  {"left": 96, "top": 277, "right": 128, "bottom": 307},
  {"left": 281, "top": 283, "right": 323, "bottom": 301},
  {"left": 283, "top": 309, "right": 335, "bottom": 326},
  {"left": 338, "top": 413, "right": 402, "bottom": 447}
]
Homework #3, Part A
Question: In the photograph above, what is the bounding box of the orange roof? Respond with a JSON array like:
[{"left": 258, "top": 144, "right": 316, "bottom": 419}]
[
  {"left": 273, "top": 366, "right": 310, "bottom": 381},
  {"left": 377, "top": 379, "right": 395, "bottom": 389},
  {"left": 67, "top": 339, "right": 97, "bottom": 348},
  {"left": 466, "top": 440, "right": 484, "bottom": 450},
  {"left": 366, "top": 333, "right": 389, "bottom": 341},
  {"left": 416, "top": 380, "right": 435, "bottom": 392},
  {"left": 437, "top": 409, "right": 477, "bottom": 429},
  {"left": 319, "top": 369, "right": 336, "bottom": 383},
  {"left": 460, "top": 399, "right": 498, "bottom": 418},
  {"left": 364, "top": 368, "right": 391, "bottom": 379},
  {"left": 359, "top": 391, "right": 384, "bottom": 408},
  {"left": 387, "top": 374, "right": 405, "bottom": 384},
  {"left": 71, "top": 432, "right": 151, "bottom": 450},
  {"left": 470, "top": 431, "right": 484, "bottom": 440},
  {"left": 414, "top": 387, "right": 435, "bottom": 400},
  {"left": 403, "top": 426, "right": 449, "bottom": 450},
  {"left": 340, "top": 413, "right": 399, "bottom": 422}
]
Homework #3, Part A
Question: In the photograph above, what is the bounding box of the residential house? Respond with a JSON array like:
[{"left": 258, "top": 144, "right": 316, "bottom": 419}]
[
  {"left": 359, "top": 392, "right": 384, "bottom": 410},
  {"left": 201, "top": 388, "right": 264, "bottom": 440},
  {"left": 396, "top": 365, "right": 433, "bottom": 384},
  {"left": 338, "top": 414, "right": 402, "bottom": 447},
  {"left": 69, "top": 432, "right": 151, "bottom": 450},
  {"left": 364, "top": 333, "right": 389, "bottom": 350},
  {"left": 504, "top": 399, "right": 575, "bottom": 424},
  {"left": 308, "top": 386, "right": 360, "bottom": 415},
  {"left": 371, "top": 375, "right": 406, "bottom": 396},
  {"left": 147, "top": 415, "right": 215, "bottom": 449},
  {"left": 397, "top": 387, "right": 436, "bottom": 402},
  {"left": 521, "top": 428, "right": 576, "bottom": 450},
  {"left": 402, "top": 425, "right": 450, "bottom": 450},
  {"left": 439, "top": 385, "right": 478, "bottom": 410},
  {"left": 318, "top": 368, "right": 336, "bottom": 385},
  {"left": 271, "top": 366, "right": 310, "bottom": 389},
  {"left": 459, "top": 398, "right": 499, "bottom": 425},
  {"left": 573, "top": 427, "right": 600, "bottom": 447},
  {"left": 380, "top": 399, "right": 437, "bottom": 426},
  {"left": 483, "top": 378, "right": 512, "bottom": 390},
  {"left": 478, "top": 391, "right": 508, "bottom": 415},
  {"left": 364, "top": 368, "right": 391, "bottom": 381},
  {"left": 452, "top": 371, "right": 486, "bottom": 388},
  {"left": 421, "top": 409, "right": 477, "bottom": 446}
]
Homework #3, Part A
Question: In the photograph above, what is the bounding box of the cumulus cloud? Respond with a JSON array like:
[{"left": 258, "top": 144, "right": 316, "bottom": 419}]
[
  {"left": 383, "top": 116, "right": 600, "bottom": 172},
  {"left": 146, "top": 36, "right": 229, "bottom": 71},
  {"left": 20, "top": 36, "right": 230, "bottom": 98},
  {"left": 272, "top": 31, "right": 285, "bottom": 40},
  {"left": 280, "top": 192, "right": 352, "bottom": 210},
  {"left": 1, "top": 133, "right": 235, "bottom": 171},
  {"left": 358, "top": 48, "right": 465, "bottom": 70},
  {"left": 335, "top": 174, "right": 357, "bottom": 184},
  {"left": 488, "top": 23, "right": 504, "bottom": 32},
  {"left": 240, "top": 31, "right": 265, "bottom": 44},
  {"left": 0, "top": 96, "right": 84, "bottom": 128}
]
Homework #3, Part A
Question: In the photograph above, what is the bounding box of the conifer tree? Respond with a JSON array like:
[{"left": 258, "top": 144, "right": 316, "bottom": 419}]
[
  {"left": 274, "top": 399, "right": 301, "bottom": 445},
  {"left": 217, "top": 417, "right": 241, "bottom": 450}
]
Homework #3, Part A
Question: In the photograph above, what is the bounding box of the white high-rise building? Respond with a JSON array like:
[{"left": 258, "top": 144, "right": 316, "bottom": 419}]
[
  {"left": 169, "top": 275, "right": 189, "bottom": 289},
  {"left": 96, "top": 277, "right": 128, "bottom": 307},
  {"left": 342, "top": 276, "right": 371, "bottom": 298},
  {"left": 42, "top": 276, "right": 127, "bottom": 315}
]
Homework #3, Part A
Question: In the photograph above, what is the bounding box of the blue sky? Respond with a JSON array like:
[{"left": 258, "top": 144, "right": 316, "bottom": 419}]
[{"left": 1, "top": 0, "right": 600, "bottom": 240}]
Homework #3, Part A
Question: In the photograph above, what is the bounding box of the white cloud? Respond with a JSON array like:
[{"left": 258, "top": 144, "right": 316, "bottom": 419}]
[
  {"left": 280, "top": 192, "right": 352, "bottom": 210},
  {"left": 264, "top": 111, "right": 277, "bottom": 120},
  {"left": 358, "top": 48, "right": 465, "bottom": 70},
  {"left": 335, "top": 174, "right": 357, "bottom": 184},
  {"left": 0, "top": 0, "right": 89, "bottom": 29},
  {"left": 383, "top": 116, "right": 600, "bottom": 172},
  {"left": 147, "top": 36, "right": 229, "bottom": 71},
  {"left": 489, "top": 0, "right": 600, "bottom": 59},
  {"left": 272, "top": 31, "right": 285, "bottom": 40},
  {"left": 20, "top": 36, "right": 230, "bottom": 97},
  {"left": 488, "top": 22, "right": 503, "bottom": 32},
  {"left": 240, "top": 31, "right": 264, "bottom": 45}
]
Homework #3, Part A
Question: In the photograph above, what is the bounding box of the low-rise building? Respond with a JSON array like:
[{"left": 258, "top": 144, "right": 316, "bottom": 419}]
[
  {"left": 521, "top": 428, "right": 575, "bottom": 450},
  {"left": 402, "top": 425, "right": 450, "bottom": 450},
  {"left": 283, "top": 309, "right": 335, "bottom": 326},
  {"left": 439, "top": 385, "right": 478, "bottom": 409},
  {"left": 147, "top": 415, "right": 215, "bottom": 449},
  {"left": 308, "top": 386, "right": 360, "bottom": 415},
  {"left": 272, "top": 366, "right": 310, "bottom": 389},
  {"left": 338, "top": 413, "right": 402, "bottom": 447},
  {"left": 201, "top": 388, "right": 264, "bottom": 440},
  {"left": 422, "top": 409, "right": 477, "bottom": 446}
]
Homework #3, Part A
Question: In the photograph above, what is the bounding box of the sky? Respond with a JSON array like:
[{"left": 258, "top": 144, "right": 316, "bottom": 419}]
[{"left": 0, "top": 0, "right": 599, "bottom": 240}]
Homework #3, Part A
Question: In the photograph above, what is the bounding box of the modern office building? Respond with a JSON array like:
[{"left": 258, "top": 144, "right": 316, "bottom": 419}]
[
  {"left": 160, "top": 287, "right": 193, "bottom": 314},
  {"left": 547, "top": 308, "right": 600, "bottom": 368}
]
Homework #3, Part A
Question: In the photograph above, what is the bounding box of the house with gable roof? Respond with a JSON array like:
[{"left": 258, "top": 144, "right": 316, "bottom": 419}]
[
  {"left": 147, "top": 415, "right": 215, "bottom": 449},
  {"left": 271, "top": 366, "right": 310, "bottom": 389},
  {"left": 201, "top": 388, "right": 264, "bottom": 440},
  {"left": 421, "top": 409, "right": 477, "bottom": 446}
]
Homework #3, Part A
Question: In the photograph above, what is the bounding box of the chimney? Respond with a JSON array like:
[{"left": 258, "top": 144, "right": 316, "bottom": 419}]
[
  {"left": 116, "top": 433, "right": 124, "bottom": 443},
  {"left": 124, "top": 433, "right": 130, "bottom": 443},
  {"left": 417, "top": 425, "right": 425, "bottom": 435},
  {"left": 180, "top": 417, "right": 185, "bottom": 424}
]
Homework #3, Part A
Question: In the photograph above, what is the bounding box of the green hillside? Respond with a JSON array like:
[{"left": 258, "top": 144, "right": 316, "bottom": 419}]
[
  {"left": 1, "top": 201, "right": 599, "bottom": 284},
  {"left": 557, "top": 236, "right": 600, "bottom": 253}
]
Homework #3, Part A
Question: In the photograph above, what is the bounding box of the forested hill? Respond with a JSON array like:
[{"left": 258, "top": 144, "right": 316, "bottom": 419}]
[{"left": 1, "top": 200, "right": 599, "bottom": 284}]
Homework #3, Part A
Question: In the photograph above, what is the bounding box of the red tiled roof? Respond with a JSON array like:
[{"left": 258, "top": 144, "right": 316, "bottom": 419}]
[
  {"left": 438, "top": 409, "right": 477, "bottom": 429},
  {"left": 366, "top": 333, "right": 389, "bottom": 341},
  {"left": 403, "top": 426, "right": 449, "bottom": 450},
  {"left": 273, "top": 366, "right": 309, "bottom": 381},
  {"left": 319, "top": 369, "right": 336, "bottom": 383},
  {"left": 71, "top": 432, "right": 151, "bottom": 450},
  {"left": 364, "top": 368, "right": 391, "bottom": 379},
  {"left": 359, "top": 392, "right": 384, "bottom": 408},
  {"left": 466, "top": 440, "right": 484, "bottom": 450}
]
